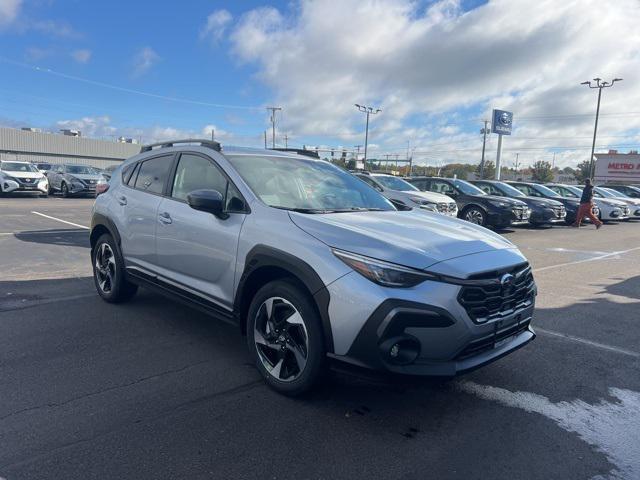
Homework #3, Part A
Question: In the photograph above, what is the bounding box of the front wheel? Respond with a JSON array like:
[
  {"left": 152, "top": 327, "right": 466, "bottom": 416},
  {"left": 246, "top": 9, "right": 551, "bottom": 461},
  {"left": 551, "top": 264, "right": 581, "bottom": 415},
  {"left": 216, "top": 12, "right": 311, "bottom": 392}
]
[
  {"left": 247, "top": 279, "right": 325, "bottom": 396},
  {"left": 462, "top": 206, "right": 487, "bottom": 226},
  {"left": 61, "top": 182, "right": 69, "bottom": 198},
  {"left": 92, "top": 234, "right": 138, "bottom": 303}
]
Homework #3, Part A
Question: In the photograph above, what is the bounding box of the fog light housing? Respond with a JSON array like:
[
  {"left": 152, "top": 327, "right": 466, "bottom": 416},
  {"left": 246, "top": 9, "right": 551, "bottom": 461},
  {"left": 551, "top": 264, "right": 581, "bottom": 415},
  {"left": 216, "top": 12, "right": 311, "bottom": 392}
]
[{"left": 379, "top": 336, "right": 421, "bottom": 365}]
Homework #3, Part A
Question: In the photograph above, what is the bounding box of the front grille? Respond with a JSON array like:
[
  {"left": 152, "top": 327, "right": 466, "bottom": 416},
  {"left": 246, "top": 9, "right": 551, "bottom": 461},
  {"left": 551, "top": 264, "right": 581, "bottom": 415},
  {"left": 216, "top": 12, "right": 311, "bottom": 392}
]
[
  {"left": 448, "top": 202, "right": 457, "bottom": 213},
  {"left": 623, "top": 206, "right": 630, "bottom": 216},
  {"left": 458, "top": 264, "right": 536, "bottom": 323},
  {"left": 455, "top": 318, "right": 531, "bottom": 360}
]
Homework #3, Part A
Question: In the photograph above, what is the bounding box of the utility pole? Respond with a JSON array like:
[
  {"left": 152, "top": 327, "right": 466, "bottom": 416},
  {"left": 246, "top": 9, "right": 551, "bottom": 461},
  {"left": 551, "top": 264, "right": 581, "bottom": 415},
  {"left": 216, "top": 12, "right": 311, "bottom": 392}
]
[
  {"left": 264, "top": 130, "right": 267, "bottom": 149},
  {"left": 353, "top": 145, "right": 362, "bottom": 165},
  {"left": 266, "top": 106, "right": 282, "bottom": 149},
  {"left": 514, "top": 153, "right": 520, "bottom": 178},
  {"left": 480, "top": 120, "right": 490, "bottom": 179},
  {"left": 355, "top": 104, "right": 382, "bottom": 171},
  {"left": 283, "top": 134, "right": 288, "bottom": 148},
  {"left": 581, "top": 77, "right": 623, "bottom": 179}
]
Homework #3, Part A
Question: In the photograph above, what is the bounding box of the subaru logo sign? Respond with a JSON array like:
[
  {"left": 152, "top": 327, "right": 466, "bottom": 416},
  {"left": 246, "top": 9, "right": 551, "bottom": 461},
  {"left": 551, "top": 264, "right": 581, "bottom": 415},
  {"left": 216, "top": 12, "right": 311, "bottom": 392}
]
[
  {"left": 492, "top": 109, "right": 513, "bottom": 135},
  {"left": 500, "top": 273, "right": 515, "bottom": 289}
]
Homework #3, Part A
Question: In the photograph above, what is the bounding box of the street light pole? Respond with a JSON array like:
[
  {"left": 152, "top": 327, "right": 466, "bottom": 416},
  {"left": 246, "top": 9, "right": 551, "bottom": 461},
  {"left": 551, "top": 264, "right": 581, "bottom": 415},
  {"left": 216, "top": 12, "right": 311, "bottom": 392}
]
[
  {"left": 581, "top": 77, "right": 622, "bottom": 179},
  {"left": 355, "top": 104, "right": 381, "bottom": 171},
  {"left": 266, "top": 106, "right": 282, "bottom": 149},
  {"left": 479, "top": 120, "right": 490, "bottom": 179}
]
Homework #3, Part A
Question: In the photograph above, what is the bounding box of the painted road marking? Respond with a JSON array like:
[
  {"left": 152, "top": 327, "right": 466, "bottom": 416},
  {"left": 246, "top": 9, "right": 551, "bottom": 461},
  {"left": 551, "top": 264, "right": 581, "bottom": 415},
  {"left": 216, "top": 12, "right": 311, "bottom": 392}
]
[
  {"left": 459, "top": 381, "right": 640, "bottom": 480},
  {"left": 31, "top": 211, "right": 89, "bottom": 230},
  {"left": 536, "top": 328, "right": 640, "bottom": 359},
  {"left": 533, "top": 246, "right": 640, "bottom": 273}
]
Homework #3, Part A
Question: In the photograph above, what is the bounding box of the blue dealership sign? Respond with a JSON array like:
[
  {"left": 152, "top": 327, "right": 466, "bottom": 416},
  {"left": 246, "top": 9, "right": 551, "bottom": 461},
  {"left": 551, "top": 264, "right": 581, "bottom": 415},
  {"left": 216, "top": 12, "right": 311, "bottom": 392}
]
[{"left": 492, "top": 109, "right": 513, "bottom": 135}]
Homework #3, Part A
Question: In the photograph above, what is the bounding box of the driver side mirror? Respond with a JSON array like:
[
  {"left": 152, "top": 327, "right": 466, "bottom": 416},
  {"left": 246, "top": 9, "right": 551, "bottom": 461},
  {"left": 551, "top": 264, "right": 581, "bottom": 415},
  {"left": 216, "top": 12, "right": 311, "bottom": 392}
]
[{"left": 187, "top": 189, "right": 228, "bottom": 219}]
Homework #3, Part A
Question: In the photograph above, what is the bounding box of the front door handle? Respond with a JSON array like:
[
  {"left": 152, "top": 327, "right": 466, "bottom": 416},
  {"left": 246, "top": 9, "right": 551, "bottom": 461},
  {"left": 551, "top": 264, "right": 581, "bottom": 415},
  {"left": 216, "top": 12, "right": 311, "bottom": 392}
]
[
  {"left": 117, "top": 195, "right": 127, "bottom": 206},
  {"left": 159, "top": 212, "right": 172, "bottom": 224}
]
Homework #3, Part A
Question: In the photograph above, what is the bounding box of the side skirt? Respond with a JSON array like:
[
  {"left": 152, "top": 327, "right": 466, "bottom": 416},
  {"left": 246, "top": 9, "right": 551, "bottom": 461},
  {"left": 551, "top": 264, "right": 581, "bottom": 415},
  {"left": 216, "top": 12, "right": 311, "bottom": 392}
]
[{"left": 126, "top": 267, "right": 238, "bottom": 326}]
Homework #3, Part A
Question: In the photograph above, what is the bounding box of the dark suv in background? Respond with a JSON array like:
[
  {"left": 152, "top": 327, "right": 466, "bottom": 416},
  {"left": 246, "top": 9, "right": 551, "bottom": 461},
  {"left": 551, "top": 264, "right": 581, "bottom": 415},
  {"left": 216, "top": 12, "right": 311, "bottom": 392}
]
[
  {"left": 404, "top": 176, "right": 530, "bottom": 228},
  {"left": 471, "top": 180, "right": 566, "bottom": 227},
  {"left": 505, "top": 181, "right": 589, "bottom": 225}
]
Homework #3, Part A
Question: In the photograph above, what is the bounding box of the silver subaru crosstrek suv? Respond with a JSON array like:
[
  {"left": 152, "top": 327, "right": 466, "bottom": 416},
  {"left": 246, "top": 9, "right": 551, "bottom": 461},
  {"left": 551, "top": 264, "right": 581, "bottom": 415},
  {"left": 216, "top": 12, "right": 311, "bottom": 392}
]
[{"left": 90, "top": 139, "right": 536, "bottom": 395}]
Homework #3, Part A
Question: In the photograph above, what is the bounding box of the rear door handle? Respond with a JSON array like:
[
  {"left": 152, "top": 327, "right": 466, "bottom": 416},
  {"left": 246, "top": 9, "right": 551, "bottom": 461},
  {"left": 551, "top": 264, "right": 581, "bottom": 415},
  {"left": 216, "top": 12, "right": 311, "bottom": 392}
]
[
  {"left": 117, "top": 195, "right": 127, "bottom": 206},
  {"left": 159, "top": 212, "right": 172, "bottom": 224}
]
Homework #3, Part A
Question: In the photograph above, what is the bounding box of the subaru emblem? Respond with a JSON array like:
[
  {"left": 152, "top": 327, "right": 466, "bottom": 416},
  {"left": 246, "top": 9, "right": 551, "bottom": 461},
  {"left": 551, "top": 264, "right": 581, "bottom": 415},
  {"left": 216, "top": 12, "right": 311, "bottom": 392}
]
[{"left": 500, "top": 273, "right": 515, "bottom": 288}]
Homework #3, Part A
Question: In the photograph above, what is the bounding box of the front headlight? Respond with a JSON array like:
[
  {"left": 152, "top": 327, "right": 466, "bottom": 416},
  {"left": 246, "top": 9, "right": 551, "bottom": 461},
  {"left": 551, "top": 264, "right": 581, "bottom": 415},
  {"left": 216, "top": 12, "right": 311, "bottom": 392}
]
[
  {"left": 488, "top": 200, "right": 509, "bottom": 208},
  {"left": 332, "top": 249, "right": 436, "bottom": 288}
]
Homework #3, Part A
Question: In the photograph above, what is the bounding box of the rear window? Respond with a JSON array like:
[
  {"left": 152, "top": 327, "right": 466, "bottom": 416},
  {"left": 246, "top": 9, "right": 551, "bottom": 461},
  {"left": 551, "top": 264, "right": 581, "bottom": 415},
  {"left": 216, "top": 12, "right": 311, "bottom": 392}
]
[{"left": 133, "top": 156, "right": 172, "bottom": 194}]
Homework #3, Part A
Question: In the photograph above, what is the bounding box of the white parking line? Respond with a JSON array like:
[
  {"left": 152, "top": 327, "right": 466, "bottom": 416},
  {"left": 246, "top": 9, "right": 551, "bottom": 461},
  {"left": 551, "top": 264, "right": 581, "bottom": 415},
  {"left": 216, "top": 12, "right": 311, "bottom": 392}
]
[
  {"left": 533, "top": 246, "right": 640, "bottom": 273},
  {"left": 31, "top": 211, "right": 89, "bottom": 230},
  {"left": 536, "top": 327, "right": 640, "bottom": 359}
]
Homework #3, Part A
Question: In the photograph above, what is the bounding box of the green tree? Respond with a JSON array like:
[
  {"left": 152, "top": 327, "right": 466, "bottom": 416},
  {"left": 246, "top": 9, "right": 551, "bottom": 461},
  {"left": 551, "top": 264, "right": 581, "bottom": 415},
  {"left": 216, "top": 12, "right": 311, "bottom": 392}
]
[
  {"left": 574, "top": 160, "right": 591, "bottom": 183},
  {"left": 475, "top": 160, "right": 495, "bottom": 179},
  {"left": 531, "top": 160, "right": 554, "bottom": 183}
]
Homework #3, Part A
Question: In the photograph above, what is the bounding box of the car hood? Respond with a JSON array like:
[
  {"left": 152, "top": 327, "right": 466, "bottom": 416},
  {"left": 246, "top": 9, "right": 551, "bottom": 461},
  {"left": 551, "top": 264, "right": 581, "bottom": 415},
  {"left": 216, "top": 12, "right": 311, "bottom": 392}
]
[
  {"left": 520, "top": 196, "right": 564, "bottom": 207},
  {"left": 596, "top": 198, "right": 627, "bottom": 207},
  {"left": 397, "top": 190, "right": 455, "bottom": 204},
  {"left": 68, "top": 173, "right": 103, "bottom": 182},
  {"left": 479, "top": 194, "right": 527, "bottom": 206},
  {"left": 1, "top": 170, "right": 43, "bottom": 179},
  {"left": 289, "top": 210, "right": 518, "bottom": 270}
]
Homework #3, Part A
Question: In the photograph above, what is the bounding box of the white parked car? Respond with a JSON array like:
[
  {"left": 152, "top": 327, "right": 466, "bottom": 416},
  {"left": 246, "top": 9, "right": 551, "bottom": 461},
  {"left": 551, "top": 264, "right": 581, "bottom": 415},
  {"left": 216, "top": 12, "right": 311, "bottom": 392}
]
[
  {"left": 355, "top": 173, "right": 458, "bottom": 217},
  {"left": 0, "top": 161, "right": 49, "bottom": 196},
  {"left": 561, "top": 184, "right": 629, "bottom": 221},
  {"left": 596, "top": 187, "right": 640, "bottom": 219}
]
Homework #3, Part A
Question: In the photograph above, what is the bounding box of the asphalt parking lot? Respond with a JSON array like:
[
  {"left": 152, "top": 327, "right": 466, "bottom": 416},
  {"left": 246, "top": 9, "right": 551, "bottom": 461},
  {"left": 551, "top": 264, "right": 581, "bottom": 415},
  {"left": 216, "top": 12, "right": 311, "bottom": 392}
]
[{"left": 1, "top": 196, "right": 639, "bottom": 480}]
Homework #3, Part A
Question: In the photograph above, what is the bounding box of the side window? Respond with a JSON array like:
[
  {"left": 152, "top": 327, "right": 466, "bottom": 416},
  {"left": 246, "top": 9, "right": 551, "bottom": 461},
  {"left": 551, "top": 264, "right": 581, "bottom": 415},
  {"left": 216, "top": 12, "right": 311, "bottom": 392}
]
[
  {"left": 125, "top": 163, "right": 140, "bottom": 186},
  {"left": 134, "top": 155, "right": 172, "bottom": 194},
  {"left": 410, "top": 179, "right": 426, "bottom": 190},
  {"left": 171, "top": 154, "right": 228, "bottom": 202},
  {"left": 225, "top": 182, "right": 245, "bottom": 212},
  {"left": 476, "top": 183, "right": 491, "bottom": 194},
  {"left": 357, "top": 175, "right": 383, "bottom": 192},
  {"left": 432, "top": 180, "right": 455, "bottom": 195}
]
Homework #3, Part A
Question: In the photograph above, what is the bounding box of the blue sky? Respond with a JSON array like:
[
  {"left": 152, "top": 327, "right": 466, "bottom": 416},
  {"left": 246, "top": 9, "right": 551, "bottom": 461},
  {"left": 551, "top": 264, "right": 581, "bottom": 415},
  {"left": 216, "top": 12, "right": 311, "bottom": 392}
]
[{"left": 1, "top": 0, "right": 638, "bottom": 168}]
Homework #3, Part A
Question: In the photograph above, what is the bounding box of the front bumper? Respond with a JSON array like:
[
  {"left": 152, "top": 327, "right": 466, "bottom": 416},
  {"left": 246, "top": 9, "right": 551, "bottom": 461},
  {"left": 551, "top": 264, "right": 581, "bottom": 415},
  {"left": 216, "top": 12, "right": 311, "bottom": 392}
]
[
  {"left": 1, "top": 178, "right": 48, "bottom": 194},
  {"left": 325, "top": 270, "right": 536, "bottom": 377},
  {"left": 601, "top": 206, "right": 628, "bottom": 221},
  {"left": 530, "top": 207, "right": 566, "bottom": 225},
  {"left": 67, "top": 183, "right": 97, "bottom": 196}
]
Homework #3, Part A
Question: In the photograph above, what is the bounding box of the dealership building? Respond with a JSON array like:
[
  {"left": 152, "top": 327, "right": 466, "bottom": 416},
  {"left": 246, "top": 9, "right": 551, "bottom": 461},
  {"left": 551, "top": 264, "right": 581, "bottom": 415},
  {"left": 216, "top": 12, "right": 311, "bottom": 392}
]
[
  {"left": 594, "top": 150, "right": 640, "bottom": 184},
  {"left": 0, "top": 127, "right": 141, "bottom": 169}
]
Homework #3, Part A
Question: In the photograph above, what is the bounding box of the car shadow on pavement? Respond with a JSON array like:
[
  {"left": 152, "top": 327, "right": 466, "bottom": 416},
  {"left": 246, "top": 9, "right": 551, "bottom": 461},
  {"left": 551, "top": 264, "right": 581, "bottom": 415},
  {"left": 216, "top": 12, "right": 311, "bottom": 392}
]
[
  {"left": 13, "top": 229, "right": 89, "bottom": 248},
  {"left": 602, "top": 274, "right": 640, "bottom": 301}
]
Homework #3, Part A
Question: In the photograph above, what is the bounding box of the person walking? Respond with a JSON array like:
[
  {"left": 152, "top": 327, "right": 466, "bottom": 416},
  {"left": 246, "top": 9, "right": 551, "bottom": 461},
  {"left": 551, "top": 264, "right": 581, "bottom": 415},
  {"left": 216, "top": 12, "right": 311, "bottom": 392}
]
[{"left": 572, "top": 178, "right": 603, "bottom": 229}]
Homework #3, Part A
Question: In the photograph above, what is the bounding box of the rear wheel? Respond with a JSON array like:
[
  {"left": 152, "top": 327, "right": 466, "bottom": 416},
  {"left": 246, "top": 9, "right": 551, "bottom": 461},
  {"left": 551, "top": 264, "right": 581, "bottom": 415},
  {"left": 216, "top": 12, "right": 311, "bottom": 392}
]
[
  {"left": 462, "top": 206, "right": 487, "bottom": 226},
  {"left": 247, "top": 279, "right": 325, "bottom": 396},
  {"left": 61, "top": 182, "right": 69, "bottom": 198},
  {"left": 92, "top": 233, "right": 138, "bottom": 303}
]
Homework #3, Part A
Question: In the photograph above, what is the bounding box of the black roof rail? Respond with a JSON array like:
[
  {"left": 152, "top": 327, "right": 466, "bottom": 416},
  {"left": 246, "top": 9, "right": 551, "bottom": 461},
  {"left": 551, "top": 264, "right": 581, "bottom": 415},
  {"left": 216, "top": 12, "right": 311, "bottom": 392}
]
[
  {"left": 272, "top": 148, "right": 320, "bottom": 159},
  {"left": 141, "top": 138, "right": 221, "bottom": 153}
]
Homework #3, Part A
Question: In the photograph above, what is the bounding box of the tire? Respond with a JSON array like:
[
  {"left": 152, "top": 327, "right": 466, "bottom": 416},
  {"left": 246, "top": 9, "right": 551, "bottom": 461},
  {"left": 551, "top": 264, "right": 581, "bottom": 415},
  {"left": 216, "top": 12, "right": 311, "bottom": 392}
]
[
  {"left": 246, "top": 279, "right": 325, "bottom": 396},
  {"left": 92, "top": 233, "right": 138, "bottom": 303},
  {"left": 61, "top": 182, "right": 69, "bottom": 198},
  {"left": 462, "top": 206, "right": 487, "bottom": 226},
  {"left": 48, "top": 183, "right": 53, "bottom": 195}
]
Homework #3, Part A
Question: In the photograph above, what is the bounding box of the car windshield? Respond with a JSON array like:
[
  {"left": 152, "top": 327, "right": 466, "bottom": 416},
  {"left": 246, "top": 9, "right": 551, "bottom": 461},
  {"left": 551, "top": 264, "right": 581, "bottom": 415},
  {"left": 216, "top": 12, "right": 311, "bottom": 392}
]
[
  {"left": 595, "top": 187, "right": 617, "bottom": 198},
  {"left": 496, "top": 182, "right": 525, "bottom": 197},
  {"left": 564, "top": 185, "right": 584, "bottom": 197},
  {"left": 454, "top": 179, "right": 486, "bottom": 195},
  {"left": 533, "top": 184, "right": 561, "bottom": 197},
  {"left": 1, "top": 162, "right": 38, "bottom": 173},
  {"left": 226, "top": 154, "right": 396, "bottom": 212},
  {"left": 66, "top": 165, "right": 95, "bottom": 175},
  {"left": 36, "top": 163, "right": 51, "bottom": 170},
  {"left": 373, "top": 175, "right": 419, "bottom": 191}
]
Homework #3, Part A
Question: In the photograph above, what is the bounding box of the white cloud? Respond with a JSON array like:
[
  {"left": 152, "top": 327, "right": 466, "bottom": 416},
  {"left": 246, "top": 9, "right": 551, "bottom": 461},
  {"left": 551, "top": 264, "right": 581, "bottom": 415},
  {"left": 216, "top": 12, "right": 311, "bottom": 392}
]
[
  {"left": 0, "top": 0, "right": 21, "bottom": 27},
  {"left": 200, "top": 9, "right": 233, "bottom": 44},
  {"left": 229, "top": 0, "right": 640, "bottom": 168},
  {"left": 71, "top": 49, "right": 91, "bottom": 64},
  {"left": 131, "top": 47, "right": 160, "bottom": 78}
]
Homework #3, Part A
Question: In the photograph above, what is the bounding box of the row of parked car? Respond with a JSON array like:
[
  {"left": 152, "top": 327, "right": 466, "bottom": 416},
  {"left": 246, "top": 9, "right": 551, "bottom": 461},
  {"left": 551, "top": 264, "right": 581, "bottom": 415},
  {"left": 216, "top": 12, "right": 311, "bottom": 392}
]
[
  {"left": 353, "top": 172, "right": 640, "bottom": 229},
  {"left": 0, "top": 160, "right": 111, "bottom": 197}
]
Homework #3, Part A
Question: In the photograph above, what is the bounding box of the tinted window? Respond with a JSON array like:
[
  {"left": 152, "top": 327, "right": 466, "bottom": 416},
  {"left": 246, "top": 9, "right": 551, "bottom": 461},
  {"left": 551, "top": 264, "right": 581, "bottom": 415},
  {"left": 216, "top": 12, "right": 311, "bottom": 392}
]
[
  {"left": 409, "top": 179, "right": 427, "bottom": 191},
  {"left": 123, "top": 163, "right": 139, "bottom": 185},
  {"left": 171, "top": 154, "right": 227, "bottom": 202},
  {"left": 430, "top": 180, "right": 456, "bottom": 195},
  {"left": 373, "top": 175, "right": 419, "bottom": 192},
  {"left": 134, "top": 156, "right": 172, "bottom": 194},
  {"left": 357, "top": 175, "right": 383, "bottom": 191}
]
